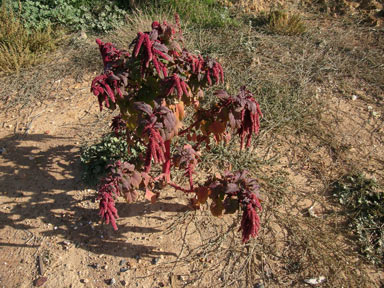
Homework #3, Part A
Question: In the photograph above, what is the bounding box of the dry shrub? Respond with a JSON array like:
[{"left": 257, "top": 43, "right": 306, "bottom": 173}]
[
  {"left": 0, "top": 1, "right": 59, "bottom": 75},
  {"left": 267, "top": 10, "right": 306, "bottom": 35}
]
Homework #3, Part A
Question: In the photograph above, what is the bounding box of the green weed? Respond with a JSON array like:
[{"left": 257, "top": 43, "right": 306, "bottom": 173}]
[
  {"left": 80, "top": 133, "right": 146, "bottom": 186},
  {"left": 332, "top": 173, "right": 384, "bottom": 265},
  {"left": 149, "top": 0, "right": 238, "bottom": 28}
]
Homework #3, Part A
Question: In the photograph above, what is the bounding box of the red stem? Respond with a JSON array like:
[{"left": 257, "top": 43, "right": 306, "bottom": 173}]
[
  {"left": 168, "top": 181, "right": 194, "bottom": 193},
  {"left": 178, "top": 119, "right": 201, "bottom": 136}
]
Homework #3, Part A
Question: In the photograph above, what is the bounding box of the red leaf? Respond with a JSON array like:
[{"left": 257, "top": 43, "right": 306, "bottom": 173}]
[
  {"left": 124, "top": 189, "right": 138, "bottom": 203},
  {"left": 196, "top": 186, "right": 210, "bottom": 204}
]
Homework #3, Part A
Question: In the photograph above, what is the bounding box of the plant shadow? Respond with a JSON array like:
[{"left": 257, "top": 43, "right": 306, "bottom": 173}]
[{"left": 0, "top": 133, "right": 181, "bottom": 258}]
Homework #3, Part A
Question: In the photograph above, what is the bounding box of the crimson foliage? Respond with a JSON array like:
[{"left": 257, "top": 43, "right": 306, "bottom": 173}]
[{"left": 90, "top": 17, "right": 263, "bottom": 243}]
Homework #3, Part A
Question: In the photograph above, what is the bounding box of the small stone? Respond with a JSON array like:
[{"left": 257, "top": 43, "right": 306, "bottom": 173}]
[
  {"left": 34, "top": 277, "right": 48, "bottom": 287},
  {"left": 80, "top": 279, "right": 89, "bottom": 284},
  {"left": 109, "top": 278, "right": 116, "bottom": 285},
  {"left": 44, "top": 130, "right": 50, "bottom": 135},
  {"left": 351, "top": 95, "right": 357, "bottom": 101},
  {"left": 102, "top": 265, "right": 108, "bottom": 270},
  {"left": 0, "top": 147, "right": 6, "bottom": 154},
  {"left": 121, "top": 280, "right": 127, "bottom": 286},
  {"left": 151, "top": 258, "right": 159, "bottom": 265},
  {"left": 367, "top": 105, "right": 373, "bottom": 110},
  {"left": 135, "top": 255, "right": 141, "bottom": 260},
  {"left": 254, "top": 283, "right": 264, "bottom": 288},
  {"left": 54, "top": 226, "right": 58, "bottom": 230},
  {"left": 120, "top": 267, "right": 129, "bottom": 272},
  {"left": 308, "top": 206, "right": 319, "bottom": 218},
  {"left": 80, "top": 31, "right": 87, "bottom": 40},
  {"left": 119, "top": 259, "right": 126, "bottom": 266},
  {"left": 304, "top": 276, "right": 326, "bottom": 285},
  {"left": 89, "top": 263, "right": 99, "bottom": 269}
]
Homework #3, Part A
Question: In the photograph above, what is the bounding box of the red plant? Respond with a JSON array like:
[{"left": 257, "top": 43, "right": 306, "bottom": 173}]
[{"left": 90, "top": 16, "right": 263, "bottom": 243}]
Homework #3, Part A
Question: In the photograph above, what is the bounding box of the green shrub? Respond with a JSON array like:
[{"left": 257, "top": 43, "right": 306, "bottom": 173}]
[
  {"left": 332, "top": 173, "right": 384, "bottom": 264},
  {"left": 9, "top": 0, "right": 127, "bottom": 32},
  {"left": 80, "top": 133, "right": 146, "bottom": 186}
]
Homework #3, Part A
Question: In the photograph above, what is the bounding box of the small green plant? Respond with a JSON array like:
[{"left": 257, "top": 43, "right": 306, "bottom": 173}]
[
  {"left": 80, "top": 131, "right": 146, "bottom": 186},
  {"left": 332, "top": 173, "right": 384, "bottom": 264},
  {"left": 267, "top": 10, "right": 306, "bottom": 36},
  {"left": 0, "top": 0, "right": 58, "bottom": 74}
]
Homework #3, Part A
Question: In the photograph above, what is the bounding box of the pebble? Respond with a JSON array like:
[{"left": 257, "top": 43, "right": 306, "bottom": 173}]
[
  {"left": 120, "top": 267, "right": 129, "bottom": 273},
  {"left": 80, "top": 279, "right": 89, "bottom": 284},
  {"left": 151, "top": 258, "right": 159, "bottom": 265},
  {"left": 119, "top": 259, "right": 127, "bottom": 266},
  {"left": 351, "top": 95, "right": 357, "bottom": 101},
  {"left": 120, "top": 280, "right": 127, "bottom": 286},
  {"left": 0, "top": 147, "right": 6, "bottom": 154},
  {"left": 304, "top": 276, "right": 326, "bottom": 285},
  {"left": 103, "top": 265, "right": 108, "bottom": 270},
  {"left": 89, "top": 263, "right": 99, "bottom": 269},
  {"left": 254, "top": 283, "right": 264, "bottom": 288},
  {"left": 109, "top": 278, "right": 116, "bottom": 285},
  {"left": 34, "top": 277, "right": 48, "bottom": 287}
]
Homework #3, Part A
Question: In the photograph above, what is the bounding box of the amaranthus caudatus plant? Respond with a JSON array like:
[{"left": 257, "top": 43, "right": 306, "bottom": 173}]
[{"left": 91, "top": 16, "right": 263, "bottom": 243}]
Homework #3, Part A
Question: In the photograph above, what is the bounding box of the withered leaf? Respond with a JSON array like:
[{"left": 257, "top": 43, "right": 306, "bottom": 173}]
[
  {"left": 145, "top": 189, "right": 158, "bottom": 204},
  {"left": 210, "top": 197, "right": 224, "bottom": 217}
]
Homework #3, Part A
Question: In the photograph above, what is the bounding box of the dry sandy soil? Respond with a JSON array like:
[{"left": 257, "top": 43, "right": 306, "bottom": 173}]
[{"left": 1, "top": 3, "right": 384, "bottom": 288}]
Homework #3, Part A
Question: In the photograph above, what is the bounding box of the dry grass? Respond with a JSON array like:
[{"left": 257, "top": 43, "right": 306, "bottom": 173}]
[
  {"left": 0, "top": 1, "right": 61, "bottom": 76},
  {"left": 267, "top": 10, "right": 306, "bottom": 35}
]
